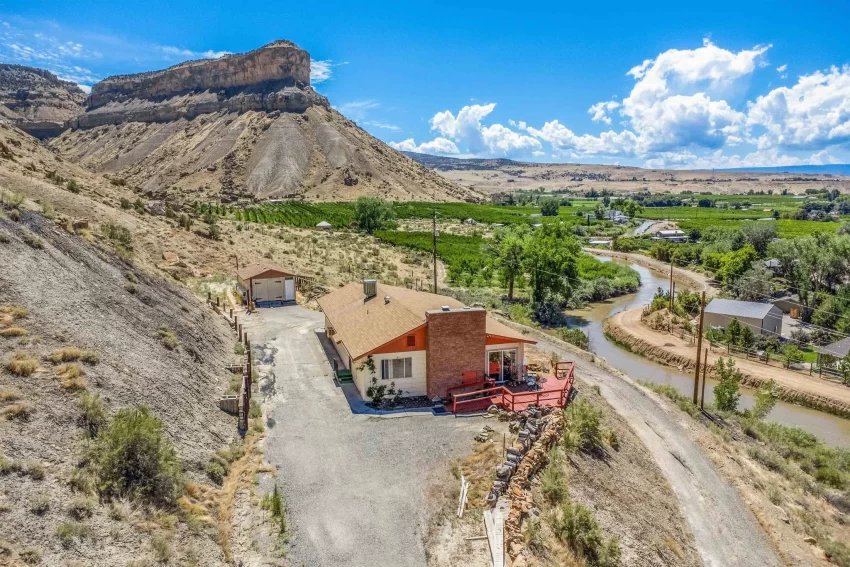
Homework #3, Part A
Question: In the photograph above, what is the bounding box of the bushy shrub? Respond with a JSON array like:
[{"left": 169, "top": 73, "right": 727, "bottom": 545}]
[
  {"left": 90, "top": 406, "right": 184, "bottom": 506},
  {"left": 558, "top": 328, "right": 589, "bottom": 350},
  {"left": 541, "top": 449, "right": 568, "bottom": 505},
  {"left": 158, "top": 327, "right": 179, "bottom": 350},
  {"left": 6, "top": 351, "right": 37, "bottom": 376},
  {"left": 563, "top": 399, "right": 603, "bottom": 453},
  {"left": 549, "top": 500, "right": 621, "bottom": 566},
  {"left": 78, "top": 393, "right": 106, "bottom": 438}
]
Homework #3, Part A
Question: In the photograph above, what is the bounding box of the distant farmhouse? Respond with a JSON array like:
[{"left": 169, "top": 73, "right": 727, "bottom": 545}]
[{"left": 653, "top": 229, "right": 687, "bottom": 242}]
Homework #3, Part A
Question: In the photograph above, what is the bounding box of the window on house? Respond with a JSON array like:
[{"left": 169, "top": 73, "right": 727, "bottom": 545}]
[
  {"left": 381, "top": 357, "right": 413, "bottom": 380},
  {"left": 406, "top": 334, "right": 415, "bottom": 347}
]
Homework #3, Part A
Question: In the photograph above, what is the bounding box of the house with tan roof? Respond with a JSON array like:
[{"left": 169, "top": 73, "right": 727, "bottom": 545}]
[{"left": 318, "top": 280, "right": 536, "bottom": 401}]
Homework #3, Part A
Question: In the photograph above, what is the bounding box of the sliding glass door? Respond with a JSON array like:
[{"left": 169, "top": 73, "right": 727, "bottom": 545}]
[{"left": 486, "top": 349, "right": 517, "bottom": 382}]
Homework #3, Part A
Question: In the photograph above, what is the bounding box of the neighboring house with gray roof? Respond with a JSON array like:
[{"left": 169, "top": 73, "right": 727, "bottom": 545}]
[
  {"left": 816, "top": 337, "right": 850, "bottom": 359},
  {"left": 703, "top": 298, "right": 783, "bottom": 336}
]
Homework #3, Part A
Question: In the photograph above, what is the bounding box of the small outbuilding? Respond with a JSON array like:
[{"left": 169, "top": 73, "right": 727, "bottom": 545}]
[
  {"left": 769, "top": 293, "right": 799, "bottom": 314},
  {"left": 704, "top": 298, "right": 782, "bottom": 336},
  {"left": 236, "top": 262, "right": 297, "bottom": 307}
]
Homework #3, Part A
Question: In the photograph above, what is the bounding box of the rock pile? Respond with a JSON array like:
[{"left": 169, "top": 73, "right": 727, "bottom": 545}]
[{"left": 481, "top": 406, "right": 565, "bottom": 565}]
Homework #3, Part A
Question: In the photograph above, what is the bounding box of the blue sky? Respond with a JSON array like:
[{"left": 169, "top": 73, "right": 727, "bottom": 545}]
[{"left": 2, "top": 0, "right": 850, "bottom": 168}]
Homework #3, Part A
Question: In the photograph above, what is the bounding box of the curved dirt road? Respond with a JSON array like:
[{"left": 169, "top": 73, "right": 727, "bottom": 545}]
[
  {"left": 514, "top": 323, "right": 781, "bottom": 567},
  {"left": 608, "top": 306, "right": 850, "bottom": 416}
]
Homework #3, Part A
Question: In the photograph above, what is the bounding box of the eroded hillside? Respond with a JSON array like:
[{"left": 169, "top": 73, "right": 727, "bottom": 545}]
[
  {"left": 47, "top": 41, "right": 480, "bottom": 203},
  {"left": 0, "top": 209, "right": 245, "bottom": 565}
]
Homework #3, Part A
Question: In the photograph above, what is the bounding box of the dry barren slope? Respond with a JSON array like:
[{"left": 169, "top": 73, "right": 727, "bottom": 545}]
[{"left": 0, "top": 210, "right": 237, "bottom": 566}]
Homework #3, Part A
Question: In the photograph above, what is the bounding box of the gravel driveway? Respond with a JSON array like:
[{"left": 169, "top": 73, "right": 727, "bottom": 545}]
[{"left": 242, "top": 306, "right": 484, "bottom": 567}]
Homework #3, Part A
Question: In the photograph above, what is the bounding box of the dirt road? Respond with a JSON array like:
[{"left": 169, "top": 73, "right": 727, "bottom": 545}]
[
  {"left": 241, "top": 306, "right": 484, "bottom": 567},
  {"left": 505, "top": 322, "right": 782, "bottom": 567},
  {"left": 608, "top": 307, "right": 850, "bottom": 416},
  {"left": 585, "top": 248, "right": 718, "bottom": 297}
]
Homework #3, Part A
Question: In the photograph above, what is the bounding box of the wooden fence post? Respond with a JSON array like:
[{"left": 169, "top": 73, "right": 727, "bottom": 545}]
[{"left": 238, "top": 323, "right": 243, "bottom": 343}]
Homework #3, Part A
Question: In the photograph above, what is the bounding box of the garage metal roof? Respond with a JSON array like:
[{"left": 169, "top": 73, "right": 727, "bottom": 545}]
[{"left": 704, "top": 298, "right": 779, "bottom": 320}]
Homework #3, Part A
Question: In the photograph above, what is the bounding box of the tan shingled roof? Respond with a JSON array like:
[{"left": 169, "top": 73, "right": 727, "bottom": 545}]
[
  {"left": 236, "top": 262, "right": 296, "bottom": 280},
  {"left": 318, "top": 282, "right": 533, "bottom": 360}
]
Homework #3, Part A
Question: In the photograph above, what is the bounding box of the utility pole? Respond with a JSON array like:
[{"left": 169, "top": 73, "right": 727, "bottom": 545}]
[
  {"left": 700, "top": 347, "right": 709, "bottom": 409},
  {"left": 432, "top": 209, "right": 438, "bottom": 293},
  {"left": 668, "top": 259, "right": 674, "bottom": 311},
  {"left": 693, "top": 291, "right": 706, "bottom": 404}
]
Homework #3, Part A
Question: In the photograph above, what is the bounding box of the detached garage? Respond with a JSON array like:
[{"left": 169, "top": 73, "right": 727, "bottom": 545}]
[{"left": 236, "top": 263, "right": 297, "bottom": 307}]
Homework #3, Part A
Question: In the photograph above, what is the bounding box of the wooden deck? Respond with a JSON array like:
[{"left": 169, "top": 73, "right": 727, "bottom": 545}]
[{"left": 450, "top": 361, "right": 575, "bottom": 414}]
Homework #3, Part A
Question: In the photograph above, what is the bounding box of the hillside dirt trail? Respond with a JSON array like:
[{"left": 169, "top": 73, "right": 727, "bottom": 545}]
[{"left": 506, "top": 321, "right": 782, "bottom": 567}]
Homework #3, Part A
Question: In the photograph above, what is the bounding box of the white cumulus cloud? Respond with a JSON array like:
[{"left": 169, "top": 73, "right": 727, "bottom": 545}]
[
  {"left": 389, "top": 137, "right": 460, "bottom": 155},
  {"left": 747, "top": 65, "right": 850, "bottom": 151},
  {"left": 392, "top": 103, "right": 541, "bottom": 157}
]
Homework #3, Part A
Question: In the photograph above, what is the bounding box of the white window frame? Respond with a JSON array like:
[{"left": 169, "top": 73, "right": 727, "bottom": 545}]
[{"left": 381, "top": 357, "right": 413, "bottom": 380}]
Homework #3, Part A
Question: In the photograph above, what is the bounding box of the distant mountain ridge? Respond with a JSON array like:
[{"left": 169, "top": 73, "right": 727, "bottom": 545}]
[
  {"left": 404, "top": 151, "right": 850, "bottom": 177},
  {"left": 713, "top": 164, "right": 850, "bottom": 176}
]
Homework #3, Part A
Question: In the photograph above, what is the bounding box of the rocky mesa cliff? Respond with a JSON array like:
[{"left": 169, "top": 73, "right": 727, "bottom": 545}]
[
  {"left": 0, "top": 64, "right": 86, "bottom": 138},
  {"left": 52, "top": 41, "right": 479, "bottom": 202}
]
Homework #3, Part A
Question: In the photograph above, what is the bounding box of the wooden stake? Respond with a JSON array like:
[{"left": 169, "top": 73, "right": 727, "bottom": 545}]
[
  {"left": 238, "top": 324, "right": 243, "bottom": 343},
  {"left": 693, "top": 291, "right": 706, "bottom": 404}
]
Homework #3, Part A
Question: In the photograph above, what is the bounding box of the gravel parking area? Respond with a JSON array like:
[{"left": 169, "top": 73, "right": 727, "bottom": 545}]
[{"left": 242, "top": 306, "right": 484, "bottom": 567}]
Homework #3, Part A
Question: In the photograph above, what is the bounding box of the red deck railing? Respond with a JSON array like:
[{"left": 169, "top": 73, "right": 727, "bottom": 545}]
[{"left": 451, "top": 361, "right": 575, "bottom": 414}]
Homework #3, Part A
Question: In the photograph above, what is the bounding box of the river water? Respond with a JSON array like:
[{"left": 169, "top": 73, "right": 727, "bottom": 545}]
[{"left": 564, "top": 258, "right": 850, "bottom": 447}]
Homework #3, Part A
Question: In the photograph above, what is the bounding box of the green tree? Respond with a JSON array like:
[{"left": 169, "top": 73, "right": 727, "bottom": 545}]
[
  {"left": 739, "top": 325, "right": 755, "bottom": 350},
  {"left": 594, "top": 203, "right": 606, "bottom": 221},
  {"left": 751, "top": 379, "right": 777, "bottom": 420},
  {"left": 724, "top": 318, "right": 742, "bottom": 345},
  {"left": 496, "top": 230, "right": 527, "bottom": 301},
  {"left": 623, "top": 200, "right": 642, "bottom": 218},
  {"left": 713, "top": 358, "right": 742, "bottom": 413},
  {"left": 524, "top": 224, "right": 580, "bottom": 305},
  {"left": 353, "top": 197, "right": 394, "bottom": 234},
  {"left": 781, "top": 344, "right": 803, "bottom": 369},
  {"left": 741, "top": 223, "right": 777, "bottom": 257},
  {"left": 768, "top": 233, "right": 850, "bottom": 321},
  {"left": 540, "top": 199, "right": 560, "bottom": 217},
  {"left": 716, "top": 244, "right": 757, "bottom": 285}
]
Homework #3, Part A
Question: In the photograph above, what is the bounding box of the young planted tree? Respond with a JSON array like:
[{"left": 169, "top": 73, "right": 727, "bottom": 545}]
[
  {"left": 751, "top": 379, "right": 777, "bottom": 420},
  {"left": 724, "top": 318, "right": 742, "bottom": 345},
  {"left": 713, "top": 357, "right": 742, "bottom": 413},
  {"left": 781, "top": 344, "right": 804, "bottom": 369}
]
